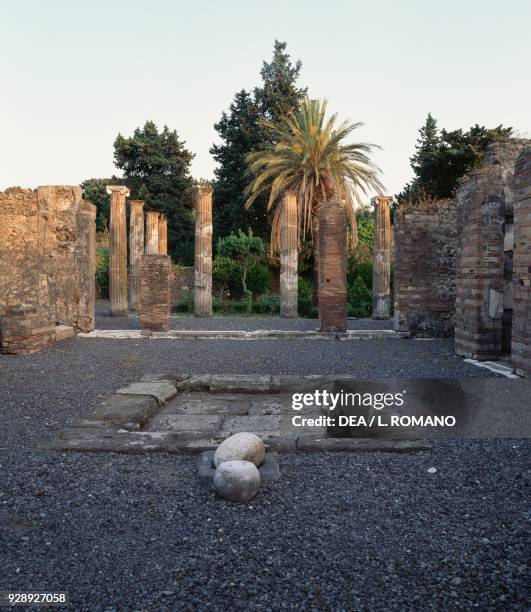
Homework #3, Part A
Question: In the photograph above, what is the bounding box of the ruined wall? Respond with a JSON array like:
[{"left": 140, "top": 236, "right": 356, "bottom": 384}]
[
  {"left": 511, "top": 147, "right": 531, "bottom": 376},
  {"left": 0, "top": 186, "right": 96, "bottom": 342},
  {"left": 394, "top": 199, "right": 457, "bottom": 337},
  {"left": 169, "top": 266, "right": 194, "bottom": 306},
  {"left": 455, "top": 140, "right": 530, "bottom": 359}
]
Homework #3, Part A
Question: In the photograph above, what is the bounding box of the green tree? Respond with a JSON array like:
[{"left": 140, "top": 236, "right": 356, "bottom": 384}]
[
  {"left": 397, "top": 115, "right": 512, "bottom": 202},
  {"left": 210, "top": 40, "right": 306, "bottom": 240},
  {"left": 114, "top": 121, "right": 196, "bottom": 263},
  {"left": 245, "top": 98, "right": 383, "bottom": 254},
  {"left": 216, "top": 230, "right": 266, "bottom": 311},
  {"left": 210, "top": 91, "right": 264, "bottom": 239}
]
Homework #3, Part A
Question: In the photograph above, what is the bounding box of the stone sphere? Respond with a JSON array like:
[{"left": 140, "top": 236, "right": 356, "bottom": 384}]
[
  {"left": 213, "top": 460, "right": 261, "bottom": 502},
  {"left": 214, "top": 432, "right": 265, "bottom": 468}
]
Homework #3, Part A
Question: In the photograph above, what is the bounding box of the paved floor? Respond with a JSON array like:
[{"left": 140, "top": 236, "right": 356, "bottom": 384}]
[{"left": 0, "top": 310, "right": 529, "bottom": 610}]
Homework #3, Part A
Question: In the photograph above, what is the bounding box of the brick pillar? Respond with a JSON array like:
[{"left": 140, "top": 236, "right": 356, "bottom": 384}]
[
  {"left": 372, "top": 196, "right": 392, "bottom": 319},
  {"left": 280, "top": 191, "right": 298, "bottom": 318},
  {"left": 128, "top": 200, "right": 144, "bottom": 312},
  {"left": 140, "top": 255, "right": 171, "bottom": 334},
  {"left": 158, "top": 214, "right": 168, "bottom": 256},
  {"left": 512, "top": 148, "right": 531, "bottom": 376},
  {"left": 145, "top": 211, "right": 160, "bottom": 255},
  {"left": 319, "top": 201, "right": 347, "bottom": 332},
  {"left": 194, "top": 185, "right": 213, "bottom": 317},
  {"left": 107, "top": 185, "right": 129, "bottom": 316}
]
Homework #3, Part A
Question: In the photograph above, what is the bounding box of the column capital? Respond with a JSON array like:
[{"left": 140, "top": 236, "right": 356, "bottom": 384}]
[
  {"left": 371, "top": 195, "right": 393, "bottom": 206},
  {"left": 197, "top": 184, "right": 214, "bottom": 197},
  {"left": 129, "top": 199, "right": 144, "bottom": 208},
  {"left": 106, "top": 185, "right": 130, "bottom": 197},
  {"left": 146, "top": 210, "right": 160, "bottom": 218}
]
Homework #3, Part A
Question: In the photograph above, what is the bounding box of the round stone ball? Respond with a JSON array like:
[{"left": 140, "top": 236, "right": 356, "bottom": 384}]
[
  {"left": 213, "top": 460, "right": 261, "bottom": 502},
  {"left": 214, "top": 432, "right": 265, "bottom": 468}
]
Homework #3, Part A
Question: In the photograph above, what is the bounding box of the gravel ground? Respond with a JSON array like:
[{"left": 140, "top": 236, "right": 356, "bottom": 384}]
[
  {"left": 1, "top": 332, "right": 528, "bottom": 610},
  {"left": 95, "top": 301, "right": 394, "bottom": 331}
]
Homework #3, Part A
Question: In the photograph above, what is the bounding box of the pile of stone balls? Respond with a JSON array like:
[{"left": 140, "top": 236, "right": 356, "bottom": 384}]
[{"left": 198, "top": 432, "right": 280, "bottom": 502}]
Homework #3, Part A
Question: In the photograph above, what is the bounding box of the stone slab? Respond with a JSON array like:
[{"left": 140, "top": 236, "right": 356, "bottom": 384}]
[
  {"left": 115, "top": 381, "right": 177, "bottom": 404},
  {"left": 161, "top": 396, "right": 250, "bottom": 416},
  {"left": 91, "top": 394, "right": 160, "bottom": 430},
  {"left": 54, "top": 325, "right": 75, "bottom": 341},
  {"left": 209, "top": 374, "right": 273, "bottom": 392},
  {"left": 248, "top": 399, "right": 288, "bottom": 416},
  {"left": 148, "top": 414, "right": 223, "bottom": 437},
  {"left": 221, "top": 415, "right": 285, "bottom": 436}
]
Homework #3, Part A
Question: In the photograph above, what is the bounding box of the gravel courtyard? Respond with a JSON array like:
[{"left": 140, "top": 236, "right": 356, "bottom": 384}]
[{"left": 0, "top": 318, "right": 529, "bottom": 610}]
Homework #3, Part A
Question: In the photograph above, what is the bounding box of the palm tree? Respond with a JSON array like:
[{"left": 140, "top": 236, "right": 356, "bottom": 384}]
[{"left": 244, "top": 98, "right": 384, "bottom": 261}]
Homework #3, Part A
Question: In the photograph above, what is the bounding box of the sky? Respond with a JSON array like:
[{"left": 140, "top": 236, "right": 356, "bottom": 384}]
[{"left": 1, "top": 0, "right": 530, "bottom": 199}]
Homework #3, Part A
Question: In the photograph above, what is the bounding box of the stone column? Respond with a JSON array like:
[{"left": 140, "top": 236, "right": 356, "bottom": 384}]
[
  {"left": 107, "top": 185, "right": 130, "bottom": 316},
  {"left": 280, "top": 191, "right": 298, "bottom": 317},
  {"left": 194, "top": 185, "right": 213, "bottom": 317},
  {"left": 76, "top": 200, "right": 97, "bottom": 331},
  {"left": 319, "top": 200, "right": 347, "bottom": 332},
  {"left": 158, "top": 214, "right": 168, "bottom": 256},
  {"left": 145, "top": 211, "right": 160, "bottom": 255},
  {"left": 128, "top": 200, "right": 144, "bottom": 312},
  {"left": 372, "top": 196, "right": 392, "bottom": 319}
]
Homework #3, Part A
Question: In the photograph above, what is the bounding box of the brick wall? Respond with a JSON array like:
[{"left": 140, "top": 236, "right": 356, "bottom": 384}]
[
  {"left": 394, "top": 199, "right": 457, "bottom": 336},
  {"left": 511, "top": 147, "right": 531, "bottom": 376},
  {"left": 318, "top": 201, "right": 347, "bottom": 333},
  {"left": 140, "top": 255, "right": 171, "bottom": 334},
  {"left": 455, "top": 140, "right": 530, "bottom": 359}
]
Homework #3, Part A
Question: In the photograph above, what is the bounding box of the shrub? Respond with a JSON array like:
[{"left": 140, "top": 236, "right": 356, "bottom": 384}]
[
  {"left": 253, "top": 292, "right": 280, "bottom": 315},
  {"left": 232, "top": 300, "right": 250, "bottom": 314},
  {"left": 247, "top": 261, "right": 272, "bottom": 296},
  {"left": 348, "top": 259, "right": 373, "bottom": 289},
  {"left": 347, "top": 276, "right": 372, "bottom": 318},
  {"left": 95, "top": 247, "right": 109, "bottom": 299},
  {"left": 298, "top": 277, "right": 316, "bottom": 318},
  {"left": 216, "top": 230, "right": 266, "bottom": 299},
  {"left": 213, "top": 255, "right": 242, "bottom": 298},
  {"left": 174, "top": 289, "right": 194, "bottom": 313}
]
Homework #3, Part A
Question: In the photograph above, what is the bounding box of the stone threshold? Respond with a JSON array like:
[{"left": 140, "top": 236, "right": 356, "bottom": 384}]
[
  {"left": 39, "top": 374, "right": 430, "bottom": 456},
  {"left": 79, "top": 329, "right": 408, "bottom": 340},
  {"left": 463, "top": 359, "right": 520, "bottom": 379}
]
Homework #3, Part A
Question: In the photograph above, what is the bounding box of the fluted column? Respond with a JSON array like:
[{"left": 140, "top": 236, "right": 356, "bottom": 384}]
[
  {"left": 107, "top": 185, "right": 129, "bottom": 316},
  {"left": 145, "top": 211, "right": 160, "bottom": 255},
  {"left": 128, "top": 200, "right": 144, "bottom": 312},
  {"left": 158, "top": 214, "right": 168, "bottom": 256},
  {"left": 372, "top": 196, "right": 392, "bottom": 319},
  {"left": 280, "top": 190, "right": 298, "bottom": 317},
  {"left": 319, "top": 200, "right": 347, "bottom": 332},
  {"left": 194, "top": 185, "right": 213, "bottom": 317}
]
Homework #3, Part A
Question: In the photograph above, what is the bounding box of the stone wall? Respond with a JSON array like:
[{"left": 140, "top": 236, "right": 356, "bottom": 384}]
[
  {"left": 0, "top": 186, "right": 96, "bottom": 351},
  {"left": 455, "top": 140, "right": 530, "bottom": 359},
  {"left": 511, "top": 147, "right": 531, "bottom": 376},
  {"left": 170, "top": 266, "right": 194, "bottom": 306},
  {"left": 394, "top": 199, "right": 457, "bottom": 336}
]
